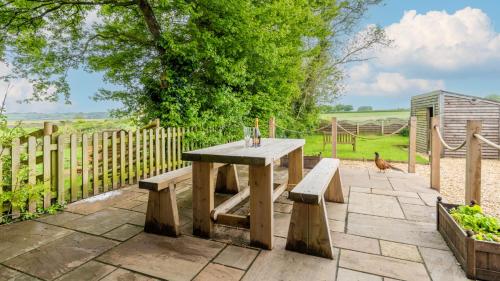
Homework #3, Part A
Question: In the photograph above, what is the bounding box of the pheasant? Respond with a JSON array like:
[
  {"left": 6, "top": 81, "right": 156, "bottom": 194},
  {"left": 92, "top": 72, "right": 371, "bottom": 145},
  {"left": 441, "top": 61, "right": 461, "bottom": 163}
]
[{"left": 374, "top": 152, "right": 404, "bottom": 173}]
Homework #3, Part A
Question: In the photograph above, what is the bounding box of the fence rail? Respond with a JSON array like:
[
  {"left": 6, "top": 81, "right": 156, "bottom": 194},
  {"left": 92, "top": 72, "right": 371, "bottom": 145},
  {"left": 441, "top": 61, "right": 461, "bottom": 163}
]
[{"left": 1, "top": 122, "right": 193, "bottom": 214}]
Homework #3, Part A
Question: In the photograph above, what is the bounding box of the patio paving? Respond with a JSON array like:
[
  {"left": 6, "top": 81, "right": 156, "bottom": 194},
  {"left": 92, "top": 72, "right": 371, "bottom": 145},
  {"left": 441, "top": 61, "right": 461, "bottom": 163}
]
[{"left": 0, "top": 164, "right": 472, "bottom": 281}]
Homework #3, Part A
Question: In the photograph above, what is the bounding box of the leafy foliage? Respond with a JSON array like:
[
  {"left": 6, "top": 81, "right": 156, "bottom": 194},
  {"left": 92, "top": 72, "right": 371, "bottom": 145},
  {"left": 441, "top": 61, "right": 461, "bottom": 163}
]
[
  {"left": 0, "top": 0, "right": 386, "bottom": 140},
  {"left": 450, "top": 204, "right": 500, "bottom": 242}
]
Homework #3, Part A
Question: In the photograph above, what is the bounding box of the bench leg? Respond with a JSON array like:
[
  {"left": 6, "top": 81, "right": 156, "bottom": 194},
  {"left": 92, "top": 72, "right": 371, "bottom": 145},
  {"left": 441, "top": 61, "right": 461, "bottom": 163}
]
[
  {"left": 286, "top": 199, "right": 333, "bottom": 259},
  {"left": 144, "top": 184, "right": 180, "bottom": 237},
  {"left": 325, "top": 169, "right": 344, "bottom": 203},
  {"left": 192, "top": 161, "right": 216, "bottom": 238},
  {"left": 215, "top": 164, "right": 240, "bottom": 194}
]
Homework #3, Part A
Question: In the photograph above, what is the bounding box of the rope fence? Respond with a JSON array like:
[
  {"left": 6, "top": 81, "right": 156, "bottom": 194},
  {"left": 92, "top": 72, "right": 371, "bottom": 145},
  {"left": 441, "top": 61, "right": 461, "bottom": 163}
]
[{"left": 430, "top": 117, "right": 500, "bottom": 206}]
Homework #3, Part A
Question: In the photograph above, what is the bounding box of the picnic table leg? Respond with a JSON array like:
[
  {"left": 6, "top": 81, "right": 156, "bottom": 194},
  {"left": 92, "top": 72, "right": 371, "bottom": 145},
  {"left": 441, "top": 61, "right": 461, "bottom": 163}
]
[
  {"left": 288, "top": 146, "right": 303, "bottom": 190},
  {"left": 192, "top": 161, "right": 216, "bottom": 238},
  {"left": 249, "top": 163, "right": 274, "bottom": 250}
]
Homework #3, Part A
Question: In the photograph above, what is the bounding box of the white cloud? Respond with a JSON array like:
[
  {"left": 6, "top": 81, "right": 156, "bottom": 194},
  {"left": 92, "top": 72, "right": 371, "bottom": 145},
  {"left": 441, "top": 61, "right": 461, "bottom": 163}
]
[
  {"left": 378, "top": 7, "right": 500, "bottom": 72},
  {"left": 0, "top": 62, "right": 76, "bottom": 113},
  {"left": 346, "top": 63, "right": 444, "bottom": 96},
  {"left": 344, "top": 7, "right": 500, "bottom": 100}
]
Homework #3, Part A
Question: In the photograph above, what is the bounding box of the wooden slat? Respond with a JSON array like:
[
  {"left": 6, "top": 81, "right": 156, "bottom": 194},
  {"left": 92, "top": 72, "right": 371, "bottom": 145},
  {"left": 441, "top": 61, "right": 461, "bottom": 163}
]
[
  {"left": 177, "top": 127, "right": 182, "bottom": 168},
  {"left": 120, "top": 130, "right": 126, "bottom": 186},
  {"left": 70, "top": 134, "right": 78, "bottom": 201},
  {"left": 102, "top": 132, "right": 109, "bottom": 192},
  {"left": 155, "top": 128, "right": 160, "bottom": 176},
  {"left": 57, "top": 135, "right": 65, "bottom": 203},
  {"left": 43, "top": 136, "right": 51, "bottom": 208},
  {"left": 112, "top": 131, "right": 118, "bottom": 189},
  {"left": 182, "top": 138, "right": 305, "bottom": 166},
  {"left": 92, "top": 133, "right": 99, "bottom": 195},
  {"left": 143, "top": 129, "right": 148, "bottom": 178},
  {"left": 82, "top": 134, "right": 89, "bottom": 198},
  {"left": 161, "top": 128, "right": 166, "bottom": 173},
  {"left": 0, "top": 145, "right": 2, "bottom": 197},
  {"left": 170, "top": 128, "right": 175, "bottom": 170},
  {"left": 28, "top": 137, "right": 36, "bottom": 212},
  {"left": 288, "top": 158, "right": 339, "bottom": 204},
  {"left": 149, "top": 129, "right": 154, "bottom": 176},
  {"left": 139, "top": 166, "right": 192, "bottom": 192},
  {"left": 136, "top": 129, "right": 141, "bottom": 181},
  {"left": 128, "top": 131, "right": 134, "bottom": 185}
]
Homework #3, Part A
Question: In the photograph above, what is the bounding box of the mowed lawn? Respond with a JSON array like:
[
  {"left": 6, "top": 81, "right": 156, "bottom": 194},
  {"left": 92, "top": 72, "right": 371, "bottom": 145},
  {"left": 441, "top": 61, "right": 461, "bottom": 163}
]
[
  {"left": 303, "top": 134, "right": 428, "bottom": 164},
  {"left": 320, "top": 110, "right": 410, "bottom": 122}
]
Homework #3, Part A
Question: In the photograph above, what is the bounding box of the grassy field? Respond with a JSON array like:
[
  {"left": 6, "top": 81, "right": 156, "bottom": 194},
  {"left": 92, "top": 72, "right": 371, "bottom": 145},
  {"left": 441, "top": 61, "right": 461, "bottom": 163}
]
[
  {"left": 320, "top": 110, "right": 410, "bottom": 121},
  {"left": 303, "top": 134, "right": 428, "bottom": 164}
]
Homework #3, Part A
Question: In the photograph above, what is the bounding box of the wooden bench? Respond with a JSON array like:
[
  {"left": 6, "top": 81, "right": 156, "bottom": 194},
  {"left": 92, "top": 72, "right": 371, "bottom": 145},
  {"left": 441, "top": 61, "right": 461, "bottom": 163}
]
[
  {"left": 139, "top": 163, "right": 239, "bottom": 237},
  {"left": 285, "top": 158, "right": 344, "bottom": 259},
  {"left": 323, "top": 132, "right": 356, "bottom": 151}
]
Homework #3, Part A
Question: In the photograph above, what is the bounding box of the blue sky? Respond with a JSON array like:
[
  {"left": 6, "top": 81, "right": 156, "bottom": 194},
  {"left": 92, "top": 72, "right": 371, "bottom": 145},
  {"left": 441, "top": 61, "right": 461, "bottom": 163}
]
[
  {"left": 2, "top": 0, "right": 500, "bottom": 112},
  {"left": 339, "top": 0, "right": 500, "bottom": 109}
]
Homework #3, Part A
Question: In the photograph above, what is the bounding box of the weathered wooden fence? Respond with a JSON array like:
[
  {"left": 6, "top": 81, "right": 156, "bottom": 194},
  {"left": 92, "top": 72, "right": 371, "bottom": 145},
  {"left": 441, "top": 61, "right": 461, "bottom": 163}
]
[
  {"left": 319, "top": 119, "right": 408, "bottom": 135},
  {"left": 0, "top": 121, "right": 194, "bottom": 213}
]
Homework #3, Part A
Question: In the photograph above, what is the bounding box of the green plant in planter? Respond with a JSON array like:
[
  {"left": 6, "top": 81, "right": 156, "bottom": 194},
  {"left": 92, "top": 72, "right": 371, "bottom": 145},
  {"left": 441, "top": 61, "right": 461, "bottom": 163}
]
[{"left": 450, "top": 204, "right": 500, "bottom": 242}]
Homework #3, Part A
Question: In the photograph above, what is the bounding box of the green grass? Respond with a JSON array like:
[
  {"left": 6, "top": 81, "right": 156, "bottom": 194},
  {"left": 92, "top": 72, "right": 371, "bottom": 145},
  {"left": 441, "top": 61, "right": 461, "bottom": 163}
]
[
  {"left": 320, "top": 110, "right": 410, "bottom": 122},
  {"left": 303, "top": 134, "right": 428, "bottom": 164}
]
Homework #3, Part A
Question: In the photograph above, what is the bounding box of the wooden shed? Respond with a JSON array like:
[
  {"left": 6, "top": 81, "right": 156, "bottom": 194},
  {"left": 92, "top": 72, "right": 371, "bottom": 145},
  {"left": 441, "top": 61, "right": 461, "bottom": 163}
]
[{"left": 411, "top": 90, "right": 500, "bottom": 159}]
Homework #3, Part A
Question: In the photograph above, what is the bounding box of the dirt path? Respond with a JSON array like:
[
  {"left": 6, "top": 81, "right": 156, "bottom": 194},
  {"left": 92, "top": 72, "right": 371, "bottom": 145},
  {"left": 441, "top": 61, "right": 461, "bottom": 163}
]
[{"left": 341, "top": 158, "right": 500, "bottom": 218}]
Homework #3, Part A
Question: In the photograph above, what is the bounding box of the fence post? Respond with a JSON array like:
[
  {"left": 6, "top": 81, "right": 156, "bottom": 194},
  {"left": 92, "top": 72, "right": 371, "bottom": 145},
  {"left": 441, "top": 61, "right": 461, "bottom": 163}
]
[
  {"left": 465, "top": 120, "right": 482, "bottom": 205},
  {"left": 356, "top": 123, "right": 359, "bottom": 135},
  {"left": 43, "top": 122, "right": 53, "bottom": 208},
  {"left": 269, "top": 116, "right": 275, "bottom": 138},
  {"left": 408, "top": 117, "right": 417, "bottom": 173},
  {"left": 331, "top": 117, "right": 337, "bottom": 158},
  {"left": 381, "top": 120, "right": 384, "bottom": 135},
  {"left": 430, "top": 117, "right": 441, "bottom": 191}
]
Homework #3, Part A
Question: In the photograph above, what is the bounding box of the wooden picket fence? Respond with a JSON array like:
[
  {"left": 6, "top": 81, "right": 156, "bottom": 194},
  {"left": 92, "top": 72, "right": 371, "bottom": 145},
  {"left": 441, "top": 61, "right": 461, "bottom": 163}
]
[{"left": 0, "top": 123, "right": 195, "bottom": 213}]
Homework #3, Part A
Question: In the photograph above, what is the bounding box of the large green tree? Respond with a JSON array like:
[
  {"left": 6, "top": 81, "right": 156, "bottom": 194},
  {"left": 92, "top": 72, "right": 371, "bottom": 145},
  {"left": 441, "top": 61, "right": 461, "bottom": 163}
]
[{"left": 0, "top": 0, "right": 383, "bottom": 133}]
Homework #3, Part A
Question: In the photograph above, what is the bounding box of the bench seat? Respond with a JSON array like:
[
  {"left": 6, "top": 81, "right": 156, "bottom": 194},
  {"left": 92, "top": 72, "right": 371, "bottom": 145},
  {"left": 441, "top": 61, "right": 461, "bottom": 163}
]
[
  {"left": 286, "top": 158, "right": 344, "bottom": 259},
  {"left": 139, "top": 163, "right": 239, "bottom": 237}
]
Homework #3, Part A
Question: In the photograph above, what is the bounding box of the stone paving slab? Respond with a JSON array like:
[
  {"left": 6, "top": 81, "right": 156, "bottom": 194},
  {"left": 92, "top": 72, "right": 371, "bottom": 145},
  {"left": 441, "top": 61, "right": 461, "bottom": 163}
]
[
  {"left": 242, "top": 238, "right": 338, "bottom": 281},
  {"left": 4, "top": 232, "right": 117, "bottom": 280},
  {"left": 100, "top": 268, "right": 159, "bottom": 281},
  {"left": 35, "top": 212, "right": 83, "bottom": 226},
  {"left": 379, "top": 240, "right": 422, "bottom": 262},
  {"left": 103, "top": 223, "right": 143, "bottom": 241},
  {"left": 0, "top": 221, "right": 73, "bottom": 263},
  {"left": 398, "top": 196, "right": 425, "bottom": 205},
  {"left": 65, "top": 190, "right": 143, "bottom": 215},
  {"left": 400, "top": 203, "right": 436, "bottom": 223},
  {"left": 339, "top": 249, "right": 430, "bottom": 281},
  {"left": 55, "top": 261, "right": 115, "bottom": 281},
  {"left": 348, "top": 192, "right": 405, "bottom": 219},
  {"left": 337, "top": 268, "right": 383, "bottom": 281},
  {"left": 331, "top": 232, "right": 381, "bottom": 255},
  {"left": 0, "top": 264, "right": 40, "bottom": 281},
  {"left": 213, "top": 245, "right": 259, "bottom": 270},
  {"left": 419, "top": 247, "right": 471, "bottom": 281},
  {"left": 193, "top": 263, "right": 244, "bottom": 281},
  {"left": 347, "top": 213, "right": 448, "bottom": 250},
  {"left": 63, "top": 208, "right": 144, "bottom": 235},
  {"left": 97, "top": 233, "right": 225, "bottom": 281}
]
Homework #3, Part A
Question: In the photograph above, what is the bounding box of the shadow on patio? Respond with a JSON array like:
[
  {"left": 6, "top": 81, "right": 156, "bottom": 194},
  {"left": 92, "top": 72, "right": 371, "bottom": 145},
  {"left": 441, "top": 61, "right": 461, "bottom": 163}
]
[{"left": 0, "top": 165, "right": 471, "bottom": 281}]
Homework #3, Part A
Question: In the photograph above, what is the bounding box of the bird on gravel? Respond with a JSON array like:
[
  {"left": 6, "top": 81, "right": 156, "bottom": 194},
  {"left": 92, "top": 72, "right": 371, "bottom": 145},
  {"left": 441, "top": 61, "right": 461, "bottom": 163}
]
[{"left": 374, "top": 152, "right": 404, "bottom": 173}]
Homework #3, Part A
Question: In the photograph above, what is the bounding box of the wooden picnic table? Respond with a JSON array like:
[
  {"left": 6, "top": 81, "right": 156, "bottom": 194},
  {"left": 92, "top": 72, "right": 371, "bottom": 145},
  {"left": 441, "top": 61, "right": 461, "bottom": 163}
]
[{"left": 182, "top": 138, "right": 305, "bottom": 250}]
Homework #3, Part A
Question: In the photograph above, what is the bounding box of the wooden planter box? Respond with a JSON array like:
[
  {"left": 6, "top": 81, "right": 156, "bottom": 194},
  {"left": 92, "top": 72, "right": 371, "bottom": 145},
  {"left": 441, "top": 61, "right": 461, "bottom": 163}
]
[
  {"left": 280, "top": 155, "right": 322, "bottom": 169},
  {"left": 437, "top": 198, "right": 500, "bottom": 280}
]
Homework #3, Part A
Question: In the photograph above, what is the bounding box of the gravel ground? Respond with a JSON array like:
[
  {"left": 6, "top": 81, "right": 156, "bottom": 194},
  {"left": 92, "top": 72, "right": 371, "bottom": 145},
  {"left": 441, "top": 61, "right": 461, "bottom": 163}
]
[{"left": 341, "top": 158, "right": 500, "bottom": 218}]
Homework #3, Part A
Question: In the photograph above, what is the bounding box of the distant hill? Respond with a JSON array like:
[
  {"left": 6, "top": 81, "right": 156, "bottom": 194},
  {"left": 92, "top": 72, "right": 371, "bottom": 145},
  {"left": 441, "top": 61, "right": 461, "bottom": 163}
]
[{"left": 6, "top": 112, "right": 110, "bottom": 121}]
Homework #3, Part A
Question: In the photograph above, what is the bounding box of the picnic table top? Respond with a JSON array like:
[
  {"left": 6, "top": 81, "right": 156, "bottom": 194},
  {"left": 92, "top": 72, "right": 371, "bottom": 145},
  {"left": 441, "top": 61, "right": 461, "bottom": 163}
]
[{"left": 182, "top": 138, "right": 305, "bottom": 166}]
